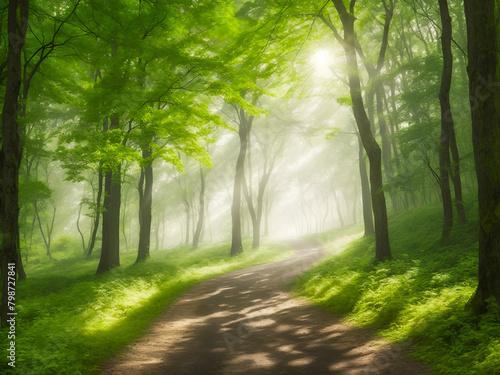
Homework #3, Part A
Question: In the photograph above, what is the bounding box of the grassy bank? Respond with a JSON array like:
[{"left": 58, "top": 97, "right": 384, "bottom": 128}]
[
  {"left": 1, "top": 239, "right": 294, "bottom": 375},
  {"left": 292, "top": 202, "right": 500, "bottom": 374}
]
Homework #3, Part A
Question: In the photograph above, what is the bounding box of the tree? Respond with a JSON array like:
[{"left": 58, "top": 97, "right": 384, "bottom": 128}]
[
  {"left": 329, "top": 0, "right": 392, "bottom": 261},
  {"left": 230, "top": 108, "right": 254, "bottom": 256},
  {"left": 96, "top": 115, "right": 123, "bottom": 274},
  {"left": 1, "top": 0, "right": 29, "bottom": 328},
  {"left": 437, "top": 0, "right": 466, "bottom": 240},
  {"left": 464, "top": 0, "right": 500, "bottom": 314},
  {"left": 192, "top": 166, "right": 206, "bottom": 249},
  {"left": 136, "top": 148, "right": 153, "bottom": 262}
]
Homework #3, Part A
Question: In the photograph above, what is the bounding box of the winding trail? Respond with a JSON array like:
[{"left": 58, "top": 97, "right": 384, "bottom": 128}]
[{"left": 100, "top": 239, "right": 432, "bottom": 374}]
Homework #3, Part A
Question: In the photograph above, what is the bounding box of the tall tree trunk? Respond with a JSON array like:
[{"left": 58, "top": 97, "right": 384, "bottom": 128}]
[
  {"left": 98, "top": 168, "right": 113, "bottom": 272},
  {"left": 230, "top": 109, "right": 253, "bottom": 256},
  {"left": 264, "top": 197, "right": 270, "bottom": 237},
  {"left": 438, "top": 0, "right": 456, "bottom": 240},
  {"left": 449, "top": 129, "right": 467, "bottom": 224},
  {"left": 440, "top": 4, "right": 467, "bottom": 225},
  {"left": 358, "top": 136, "right": 374, "bottom": 235},
  {"left": 332, "top": 0, "right": 392, "bottom": 261},
  {"left": 34, "top": 201, "right": 56, "bottom": 260},
  {"left": 96, "top": 114, "right": 121, "bottom": 274},
  {"left": 333, "top": 191, "right": 345, "bottom": 228},
  {"left": 77, "top": 202, "right": 86, "bottom": 255},
  {"left": 242, "top": 173, "right": 258, "bottom": 248},
  {"left": 192, "top": 167, "right": 205, "bottom": 249},
  {"left": 17, "top": 251, "right": 26, "bottom": 280},
  {"left": 136, "top": 148, "right": 153, "bottom": 263},
  {"left": 184, "top": 201, "right": 191, "bottom": 245},
  {"left": 108, "top": 163, "right": 121, "bottom": 265},
  {"left": 375, "top": 82, "right": 398, "bottom": 210},
  {"left": 87, "top": 168, "right": 103, "bottom": 259},
  {"left": 121, "top": 184, "right": 129, "bottom": 251},
  {"left": 254, "top": 172, "right": 272, "bottom": 248},
  {"left": 1, "top": 0, "right": 29, "bottom": 328},
  {"left": 464, "top": 0, "right": 500, "bottom": 314}
]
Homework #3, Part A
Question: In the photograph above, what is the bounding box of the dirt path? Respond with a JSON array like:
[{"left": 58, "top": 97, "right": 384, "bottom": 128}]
[{"left": 100, "top": 240, "right": 432, "bottom": 375}]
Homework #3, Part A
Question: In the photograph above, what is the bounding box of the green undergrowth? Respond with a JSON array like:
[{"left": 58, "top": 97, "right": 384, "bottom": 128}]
[
  {"left": 1, "top": 239, "right": 294, "bottom": 375},
  {"left": 292, "top": 201, "right": 500, "bottom": 375}
]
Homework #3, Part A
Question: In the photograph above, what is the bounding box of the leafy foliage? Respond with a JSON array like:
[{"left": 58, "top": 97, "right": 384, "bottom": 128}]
[
  {"left": 293, "top": 199, "right": 500, "bottom": 374},
  {"left": 0, "top": 240, "right": 294, "bottom": 374}
]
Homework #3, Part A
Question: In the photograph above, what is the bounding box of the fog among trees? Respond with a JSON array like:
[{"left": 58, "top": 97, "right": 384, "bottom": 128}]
[{"left": 1, "top": 0, "right": 500, "bottom": 373}]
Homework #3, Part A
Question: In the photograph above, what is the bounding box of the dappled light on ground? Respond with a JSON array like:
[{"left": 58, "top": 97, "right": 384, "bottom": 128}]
[{"left": 100, "top": 240, "right": 431, "bottom": 375}]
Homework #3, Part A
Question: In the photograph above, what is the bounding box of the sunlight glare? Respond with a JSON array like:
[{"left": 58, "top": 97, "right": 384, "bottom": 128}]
[
  {"left": 311, "top": 48, "right": 333, "bottom": 77},
  {"left": 313, "top": 49, "right": 330, "bottom": 66}
]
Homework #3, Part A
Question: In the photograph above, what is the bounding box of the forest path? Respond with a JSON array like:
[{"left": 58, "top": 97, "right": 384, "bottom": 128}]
[{"left": 99, "top": 239, "right": 432, "bottom": 375}]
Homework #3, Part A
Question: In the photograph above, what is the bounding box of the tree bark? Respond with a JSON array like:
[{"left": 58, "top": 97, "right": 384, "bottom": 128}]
[
  {"left": 438, "top": 0, "right": 457, "bottom": 240},
  {"left": 184, "top": 200, "right": 191, "bottom": 245},
  {"left": 333, "top": 190, "right": 345, "bottom": 228},
  {"left": 332, "top": 0, "right": 392, "bottom": 261},
  {"left": 96, "top": 114, "right": 121, "bottom": 273},
  {"left": 136, "top": 148, "right": 153, "bottom": 262},
  {"left": 254, "top": 170, "right": 272, "bottom": 248},
  {"left": 87, "top": 168, "right": 103, "bottom": 258},
  {"left": 77, "top": 202, "right": 86, "bottom": 255},
  {"left": 242, "top": 172, "right": 258, "bottom": 248},
  {"left": 230, "top": 109, "right": 253, "bottom": 256},
  {"left": 34, "top": 200, "right": 56, "bottom": 260},
  {"left": 438, "top": 0, "right": 466, "bottom": 225},
  {"left": 375, "top": 82, "right": 397, "bottom": 210},
  {"left": 464, "top": 0, "right": 500, "bottom": 314},
  {"left": 192, "top": 167, "right": 205, "bottom": 249},
  {"left": 1, "top": 0, "right": 29, "bottom": 328},
  {"left": 358, "top": 136, "right": 374, "bottom": 235}
]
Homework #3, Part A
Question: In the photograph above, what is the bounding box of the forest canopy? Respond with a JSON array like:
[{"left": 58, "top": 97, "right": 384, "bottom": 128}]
[{"left": 1, "top": 0, "right": 499, "bottom": 352}]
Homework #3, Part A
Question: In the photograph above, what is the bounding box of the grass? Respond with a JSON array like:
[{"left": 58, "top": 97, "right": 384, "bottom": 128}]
[
  {"left": 0, "top": 238, "right": 294, "bottom": 375},
  {"left": 291, "top": 200, "right": 500, "bottom": 375}
]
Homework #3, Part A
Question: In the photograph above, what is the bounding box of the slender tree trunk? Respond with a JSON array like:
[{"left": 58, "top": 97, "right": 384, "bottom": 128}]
[
  {"left": 98, "top": 169, "right": 113, "bottom": 272},
  {"left": 17, "top": 251, "right": 26, "bottom": 280},
  {"left": 438, "top": 133, "right": 454, "bottom": 240},
  {"left": 87, "top": 168, "right": 103, "bottom": 258},
  {"left": 154, "top": 216, "right": 160, "bottom": 250},
  {"left": 231, "top": 109, "right": 253, "bottom": 256},
  {"left": 1, "top": 0, "right": 29, "bottom": 328},
  {"left": 77, "top": 203, "right": 86, "bottom": 255},
  {"left": 192, "top": 167, "right": 205, "bottom": 249},
  {"left": 161, "top": 208, "right": 166, "bottom": 249},
  {"left": 109, "top": 171, "right": 121, "bottom": 266},
  {"left": 464, "top": 0, "right": 500, "bottom": 314},
  {"left": 136, "top": 149, "right": 153, "bottom": 263},
  {"left": 122, "top": 192, "right": 128, "bottom": 251},
  {"left": 28, "top": 214, "right": 36, "bottom": 261},
  {"left": 242, "top": 173, "right": 258, "bottom": 248},
  {"left": 264, "top": 197, "right": 270, "bottom": 237},
  {"left": 206, "top": 202, "right": 213, "bottom": 242},
  {"left": 333, "top": 191, "right": 345, "bottom": 228},
  {"left": 438, "top": 0, "right": 456, "bottom": 240},
  {"left": 366, "top": 89, "right": 375, "bottom": 134},
  {"left": 184, "top": 201, "right": 191, "bottom": 245},
  {"left": 97, "top": 114, "right": 121, "bottom": 273},
  {"left": 254, "top": 172, "right": 271, "bottom": 248},
  {"left": 443, "top": 20, "right": 467, "bottom": 226},
  {"left": 358, "top": 136, "right": 374, "bottom": 235},
  {"left": 332, "top": 0, "right": 392, "bottom": 261},
  {"left": 375, "top": 82, "right": 397, "bottom": 210},
  {"left": 34, "top": 201, "right": 54, "bottom": 260}
]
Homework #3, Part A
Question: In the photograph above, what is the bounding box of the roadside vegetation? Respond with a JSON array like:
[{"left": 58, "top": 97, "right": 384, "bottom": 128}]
[
  {"left": 0, "top": 240, "right": 293, "bottom": 375},
  {"left": 293, "top": 199, "right": 500, "bottom": 375}
]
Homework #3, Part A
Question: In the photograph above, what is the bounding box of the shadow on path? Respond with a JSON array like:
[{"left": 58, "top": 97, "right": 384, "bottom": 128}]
[{"left": 100, "top": 239, "right": 432, "bottom": 375}]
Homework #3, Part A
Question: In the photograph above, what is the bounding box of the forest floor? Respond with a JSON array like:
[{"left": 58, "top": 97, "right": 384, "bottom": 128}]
[{"left": 99, "top": 239, "right": 432, "bottom": 375}]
